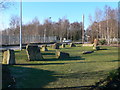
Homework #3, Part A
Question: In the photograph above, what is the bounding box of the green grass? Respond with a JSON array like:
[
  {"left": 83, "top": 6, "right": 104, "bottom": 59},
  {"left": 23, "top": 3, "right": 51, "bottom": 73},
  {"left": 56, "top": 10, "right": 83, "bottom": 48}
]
[{"left": 2, "top": 44, "right": 119, "bottom": 88}]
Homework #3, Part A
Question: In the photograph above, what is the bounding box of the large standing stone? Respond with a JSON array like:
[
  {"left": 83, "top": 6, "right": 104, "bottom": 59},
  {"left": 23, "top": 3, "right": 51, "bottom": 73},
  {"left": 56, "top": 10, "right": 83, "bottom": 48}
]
[
  {"left": 93, "top": 46, "right": 100, "bottom": 50},
  {"left": 93, "top": 39, "right": 98, "bottom": 47},
  {"left": 93, "top": 39, "right": 100, "bottom": 50},
  {"left": 26, "top": 44, "right": 43, "bottom": 61},
  {"left": 2, "top": 49, "right": 15, "bottom": 65},
  {"left": 52, "top": 43, "right": 59, "bottom": 49},
  {"left": 41, "top": 45, "right": 48, "bottom": 51},
  {"left": 70, "top": 43, "right": 76, "bottom": 47},
  {"left": 56, "top": 51, "right": 69, "bottom": 59},
  {"left": 61, "top": 43, "right": 66, "bottom": 48}
]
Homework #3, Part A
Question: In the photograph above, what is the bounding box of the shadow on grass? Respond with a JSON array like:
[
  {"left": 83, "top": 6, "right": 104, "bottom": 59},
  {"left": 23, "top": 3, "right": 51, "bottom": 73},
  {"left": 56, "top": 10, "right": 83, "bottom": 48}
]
[
  {"left": 44, "top": 56, "right": 85, "bottom": 61},
  {"left": 75, "top": 59, "right": 120, "bottom": 64},
  {"left": 106, "top": 60, "right": 120, "bottom": 62},
  {"left": 55, "top": 70, "right": 107, "bottom": 79},
  {"left": 15, "top": 63, "right": 65, "bottom": 66},
  {"left": 15, "top": 56, "right": 85, "bottom": 66},
  {"left": 42, "top": 53, "right": 55, "bottom": 55},
  {"left": 14, "top": 56, "right": 85, "bottom": 66},
  {"left": 7, "top": 65, "right": 57, "bottom": 88},
  {"left": 45, "top": 50, "right": 55, "bottom": 52},
  {"left": 111, "top": 60, "right": 120, "bottom": 62},
  {"left": 2, "top": 65, "right": 15, "bottom": 89},
  {"left": 99, "top": 48, "right": 108, "bottom": 50}
]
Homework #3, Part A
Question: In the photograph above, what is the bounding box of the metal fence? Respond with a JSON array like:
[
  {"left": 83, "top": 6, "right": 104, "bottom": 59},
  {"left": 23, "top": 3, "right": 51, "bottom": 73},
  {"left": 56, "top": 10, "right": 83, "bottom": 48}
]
[{"left": 0, "top": 35, "right": 57, "bottom": 45}]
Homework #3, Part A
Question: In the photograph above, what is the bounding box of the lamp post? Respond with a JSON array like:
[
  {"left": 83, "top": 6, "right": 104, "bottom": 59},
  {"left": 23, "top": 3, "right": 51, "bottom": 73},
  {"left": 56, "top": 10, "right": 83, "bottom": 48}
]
[
  {"left": 44, "top": 28, "right": 46, "bottom": 42},
  {"left": 82, "top": 14, "right": 84, "bottom": 44},
  {"left": 20, "top": 0, "right": 22, "bottom": 50}
]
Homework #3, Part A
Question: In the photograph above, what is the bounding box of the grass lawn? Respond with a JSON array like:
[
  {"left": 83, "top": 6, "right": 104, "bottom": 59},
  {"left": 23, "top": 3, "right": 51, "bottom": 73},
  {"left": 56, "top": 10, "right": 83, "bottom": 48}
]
[{"left": 2, "top": 44, "right": 119, "bottom": 88}]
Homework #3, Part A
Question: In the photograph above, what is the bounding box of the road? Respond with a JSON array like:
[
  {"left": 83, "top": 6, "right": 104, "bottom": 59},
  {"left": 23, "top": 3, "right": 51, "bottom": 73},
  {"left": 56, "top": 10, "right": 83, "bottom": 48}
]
[
  {"left": 0, "top": 46, "right": 20, "bottom": 51},
  {"left": 0, "top": 42, "right": 83, "bottom": 51}
]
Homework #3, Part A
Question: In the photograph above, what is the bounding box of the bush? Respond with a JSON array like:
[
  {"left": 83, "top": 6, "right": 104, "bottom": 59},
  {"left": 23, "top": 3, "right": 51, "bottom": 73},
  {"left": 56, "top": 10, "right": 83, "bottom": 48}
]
[
  {"left": 99, "top": 39, "right": 107, "bottom": 45},
  {"left": 91, "top": 67, "right": 120, "bottom": 90},
  {"left": 111, "top": 41, "right": 119, "bottom": 44}
]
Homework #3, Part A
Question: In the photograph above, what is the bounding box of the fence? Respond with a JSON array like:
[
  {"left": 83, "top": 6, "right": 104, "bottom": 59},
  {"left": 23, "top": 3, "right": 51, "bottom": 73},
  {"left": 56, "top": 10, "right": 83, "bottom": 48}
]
[{"left": 0, "top": 35, "right": 57, "bottom": 45}]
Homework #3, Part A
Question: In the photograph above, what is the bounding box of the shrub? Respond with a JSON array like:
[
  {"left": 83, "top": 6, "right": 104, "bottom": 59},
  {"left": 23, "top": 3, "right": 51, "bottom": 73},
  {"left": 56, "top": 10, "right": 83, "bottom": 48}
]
[
  {"left": 99, "top": 39, "right": 107, "bottom": 45},
  {"left": 91, "top": 67, "right": 120, "bottom": 90}
]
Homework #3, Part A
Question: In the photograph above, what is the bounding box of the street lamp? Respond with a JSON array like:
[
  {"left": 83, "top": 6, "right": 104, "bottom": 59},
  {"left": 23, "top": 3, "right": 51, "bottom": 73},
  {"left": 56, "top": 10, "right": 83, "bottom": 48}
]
[
  {"left": 82, "top": 14, "right": 84, "bottom": 44},
  {"left": 20, "top": 0, "right": 22, "bottom": 50},
  {"left": 44, "top": 28, "right": 46, "bottom": 43}
]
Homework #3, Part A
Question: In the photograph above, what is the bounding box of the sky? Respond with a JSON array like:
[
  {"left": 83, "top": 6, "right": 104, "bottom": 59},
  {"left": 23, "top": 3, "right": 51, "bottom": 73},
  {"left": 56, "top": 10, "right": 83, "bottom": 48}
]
[{"left": 0, "top": 2, "right": 118, "bottom": 31}]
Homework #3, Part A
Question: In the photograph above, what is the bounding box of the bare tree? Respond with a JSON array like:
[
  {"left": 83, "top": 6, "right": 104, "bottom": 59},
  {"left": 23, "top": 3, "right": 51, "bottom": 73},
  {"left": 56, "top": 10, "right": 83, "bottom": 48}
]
[
  {"left": 87, "top": 6, "right": 118, "bottom": 44},
  {"left": 104, "top": 5, "right": 111, "bottom": 44},
  {"left": 88, "top": 14, "right": 95, "bottom": 42},
  {"left": 9, "top": 15, "right": 20, "bottom": 29},
  {"left": 69, "top": 22, "right": 82, "bottom": 41},
  {"left": 95, "top": 8, "right": 103, "bottom": 40},
  {"left": 31, "top": 17, "right": 40, "bottom": 36},
  {"left": 104, "top": 5, "right": 118, "bottom": 44},
  {"left": 0, "top": 0, "right": 14, "bottom": 10}
]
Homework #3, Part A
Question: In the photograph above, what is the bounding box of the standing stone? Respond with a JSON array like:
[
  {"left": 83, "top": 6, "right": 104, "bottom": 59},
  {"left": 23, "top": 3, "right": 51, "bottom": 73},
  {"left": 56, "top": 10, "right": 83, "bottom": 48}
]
[
  {"left": 93, "top": 39, "right": 98, "bottom": 47},
  {"left": 93, "top": 39, "right": 100, "bottom": 50},
  {"left": 56, "top": 51, "right": 69, "bottom": 59},
  {"left": 70, "top": 43, "right": 76, "bottom": 47},
  {"left": 41, "top": 45, "right": 48, "bottom": 51},
  {"left": 61, "top": 43, "right": 66, "bottom": 48},
  {"left": 52, "top": 43, "right": 59, "bottom": 49},
  {"left": 26, "top": 44, "right": 43, "bottom": 61},
  {"left": 93, "top": 46, "right": 100, "bottom": 50},
  {"left": 2, "top": 49, "right": 15, "bottom": 65}
]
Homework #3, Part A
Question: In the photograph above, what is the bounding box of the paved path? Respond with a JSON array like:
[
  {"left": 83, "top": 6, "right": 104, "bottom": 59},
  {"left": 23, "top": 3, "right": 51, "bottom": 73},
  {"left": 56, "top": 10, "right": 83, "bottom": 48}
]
[{"left": 0, "top": 46, "right": 20, "bottom": 50}]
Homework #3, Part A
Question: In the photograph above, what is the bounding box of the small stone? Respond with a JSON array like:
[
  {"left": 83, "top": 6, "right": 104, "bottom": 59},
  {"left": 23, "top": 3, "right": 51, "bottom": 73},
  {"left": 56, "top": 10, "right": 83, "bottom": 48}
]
[
  {"left": 82, "top": 51, "right": 94, "bottom": 54},
  {"left": 61, "top": 43, "right": 66, "bottom": 48},
  {"left": 41, "top": 45, "right": 48, "bottom": 51},
  {"left": 70, "top": 43, "right": 76, "bottom": 47},
  {"left": 52, "top": 43, "right": 59, "bottom": 49},
  {"left": 56, "top": 51, "right": 69, "bottom": 59}
]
